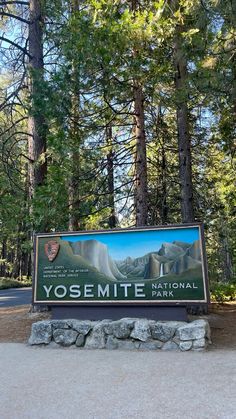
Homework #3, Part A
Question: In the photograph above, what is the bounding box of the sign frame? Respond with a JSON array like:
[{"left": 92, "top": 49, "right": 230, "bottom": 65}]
[{"left": 33, "top": 223, "right": 210, "bottom": 306}]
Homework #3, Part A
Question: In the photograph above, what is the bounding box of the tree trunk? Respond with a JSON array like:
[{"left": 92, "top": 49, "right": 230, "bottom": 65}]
[
  {"left": 106, "top": 124, "right": 116, "bottom": 228},
  {"left": 220, "top": 221, "right": 233, "bottom": 282},
  {"left": 68, "top": 0, "right": 81, "bottom": 231},
  {"left": 8, "top": 248, "right": 14, "bottom": 277},
  {"left": 28, "top": 0, "right": 47, "bottom": 201},
  {"left": 221, "top": 235, "right": 233, "bottom": 281},
  {"left": 0, "top": 239, "right": 7, "bottom": 277},
  {"left": 133, "top": 82, "right": 148, "bottom": 226},
  {"left": 21, "top": 250, "right": 29, "bottom": 278},
  {"left": 173, "top": 8, "right": 195, "bottom": 223},
  {"left": 27, "top": 0, "right": 47, "bottom": 310},
  {"left": 68, "top": 149, "right": 80, "bottom": 231},
  {"left": 230, "top": 3, "right": 236, "bottom": 155},
  {"left": 161, "top": 144, "right": 168, "bottom": 224},
  {"left": 12, "top": 231, "right": 21, "bottom": 279},
  {"left": 131, "top": 0, "right": 148, "bottom": 227}
]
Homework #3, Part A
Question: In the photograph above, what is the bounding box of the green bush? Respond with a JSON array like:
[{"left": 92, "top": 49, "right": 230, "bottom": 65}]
[
  {"left": 210, "top": 281, "right": 236, "bottom": 302},
  {"left": 0, "top": 278, "right": 32, "bottom": 290}
]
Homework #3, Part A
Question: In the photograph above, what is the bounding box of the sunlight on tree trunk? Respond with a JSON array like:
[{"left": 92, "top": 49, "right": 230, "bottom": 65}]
[{"left": 173, "top": 3, "right": 195, "bottom": 223}]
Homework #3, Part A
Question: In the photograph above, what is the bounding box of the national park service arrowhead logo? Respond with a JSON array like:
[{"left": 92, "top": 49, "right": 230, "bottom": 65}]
[{"left": 45, "top": 240, "right": 60, "bottom": 262}]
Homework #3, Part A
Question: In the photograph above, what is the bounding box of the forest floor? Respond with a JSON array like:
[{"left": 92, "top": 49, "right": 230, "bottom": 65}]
[{"left": 0, "top": 303, "right": 236, "bottom": 349}]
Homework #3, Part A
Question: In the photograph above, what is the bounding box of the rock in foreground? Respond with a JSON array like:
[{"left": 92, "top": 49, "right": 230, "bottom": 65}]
[{"left": 28, "top": 318, "right": 211, "bottom": 351}]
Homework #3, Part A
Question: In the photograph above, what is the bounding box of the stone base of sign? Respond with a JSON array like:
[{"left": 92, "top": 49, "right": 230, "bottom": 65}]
[
  {"left": 50, "top": 305, "right": 190, "bottom": 321},
  {"left": 28, "top": 318, "right": 211, "bottom": 351}
]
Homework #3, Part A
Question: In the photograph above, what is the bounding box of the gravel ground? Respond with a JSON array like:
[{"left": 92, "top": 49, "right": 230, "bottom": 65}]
[
  {"left": 0, "top": 343, "right": 236, "bottom": 419},
  {"left": 0, "top": 303, "right": 235, "bottom": 419}
]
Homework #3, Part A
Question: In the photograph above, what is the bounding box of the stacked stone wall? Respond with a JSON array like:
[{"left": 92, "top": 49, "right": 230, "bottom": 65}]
[{"left": 28, "top": 318, "right": 211, "bottom": 351}]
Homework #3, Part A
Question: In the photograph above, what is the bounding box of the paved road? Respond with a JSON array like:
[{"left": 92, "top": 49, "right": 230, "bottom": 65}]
[
  {"left": 0, "top": 343, "right": 236, "bottom": 419},
  {"left": 0, "top": 287, "right": 32, "bottom": 307}
]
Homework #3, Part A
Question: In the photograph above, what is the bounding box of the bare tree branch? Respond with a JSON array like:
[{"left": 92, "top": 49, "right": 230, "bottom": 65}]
[
  {"left": 0, "top": 36, "right": 31, "bottom": 57},
  {"left": 0, "top": 11, "right": 29, "bottom": 24}
]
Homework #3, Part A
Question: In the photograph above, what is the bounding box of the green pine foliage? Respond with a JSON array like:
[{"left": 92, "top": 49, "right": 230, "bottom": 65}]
[{"left": 0, "top": 0, "right": 235, "bottom": 289}]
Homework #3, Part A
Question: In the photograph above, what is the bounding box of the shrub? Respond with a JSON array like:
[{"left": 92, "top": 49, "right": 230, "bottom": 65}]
[
  {"left": 0, "top": 278, "right": 32, "bottom": 290},
  {"left": 210, "top": 281, "right": 236, "bottom": 302}
]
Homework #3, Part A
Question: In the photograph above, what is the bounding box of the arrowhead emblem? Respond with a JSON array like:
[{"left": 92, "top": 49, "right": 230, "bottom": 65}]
[{"left": 45, "top": 240, "right": 60, "bottom": 262}]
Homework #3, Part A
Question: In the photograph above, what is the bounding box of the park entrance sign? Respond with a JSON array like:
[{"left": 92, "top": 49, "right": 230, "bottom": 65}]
[{"left": 33, "top": 224, "right": 209, "bottom": 305}]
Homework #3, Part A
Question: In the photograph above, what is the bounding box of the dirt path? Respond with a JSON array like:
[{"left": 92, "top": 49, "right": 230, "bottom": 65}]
[
  {"left": 208, "top": 303, "right": 236, "bottom": 350},
  {"left": 0, "top": 305, "right": 50, "bottom": 343},
  {"left": 0, "top": 303, "right": 236, "bottom": 349}
]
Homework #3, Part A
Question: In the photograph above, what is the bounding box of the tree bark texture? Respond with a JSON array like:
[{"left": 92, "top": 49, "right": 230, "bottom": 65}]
[
  {"left": 68, "top": 82, "right": 80, "bottom": 231},
  {"left": 131, "top": 0, "right": 148, "bottom": 227},
  {"left": 173, "top": 8, "right": 195, "bottom": 223},
  {"left": 12, "top": 231, "right": 21, "bottom": 278},
  {"left": 0, "top": 239, "right": 7, "bottom": 277},
  {"left": 68, "top": 0, "right": 81, "bottom": 231},
  {"left": 106, "top": 125, "right": 116, "bottom": 228},
  {"left": 161, "top": 144, "right": 168, "bottom": 223},
  {"left": 133, "top": 83, "right": 148, "bottom": 226},
  {"left": 220, "top": 221, "right": 234, "bottom": 281},
  {"left": 68, "top": 149, "right": 80, "bottom": 231},
  {"left": 28, "top": 0, "right": 47, "bottom": 200},
  {"left": 230, "top": 3, "right": 236, "bottom": 154}
]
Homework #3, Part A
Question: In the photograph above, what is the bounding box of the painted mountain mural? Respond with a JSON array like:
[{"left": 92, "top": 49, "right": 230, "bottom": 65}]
[
  {"left": 69, "top": 239, "right": 202, "bottom": 281},
  {"left": 69, "top": 239, "right": 126, "bottom": 281}
]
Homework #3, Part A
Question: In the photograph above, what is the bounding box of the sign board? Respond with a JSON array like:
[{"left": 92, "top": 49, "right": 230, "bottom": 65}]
[{"left": 33, "top": 224, "right": 209, "bottom": 305}]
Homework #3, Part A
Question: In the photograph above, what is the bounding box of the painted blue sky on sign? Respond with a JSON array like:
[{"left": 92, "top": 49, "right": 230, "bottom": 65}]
[{"left": 61, "top": 227, "right": 200, "bottom": 260}]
